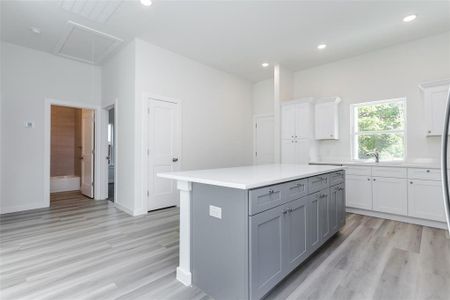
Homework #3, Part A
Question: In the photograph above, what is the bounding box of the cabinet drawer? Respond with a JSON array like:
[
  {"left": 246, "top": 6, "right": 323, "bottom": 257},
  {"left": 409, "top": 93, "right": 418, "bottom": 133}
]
[
  {"left": 407, "top": 168, "right": 441, "bottom": 181},
  {"left": 329, "top": 171, "right": 345, "bottom": 186},
  {"left": 371, "top": 167, "right": 406, "bottom": 178},
  {"left": 308, "top": 174, "right": 329, "bottom": 193},
  {"left": 285, "top": 179, "right": 308, "bottom": 201},
  {"left": 249, "top": 184, "right": 284, "bottom": 215},
  {"left": 345, "top": 166, "right": 371, "bottom": 176}
]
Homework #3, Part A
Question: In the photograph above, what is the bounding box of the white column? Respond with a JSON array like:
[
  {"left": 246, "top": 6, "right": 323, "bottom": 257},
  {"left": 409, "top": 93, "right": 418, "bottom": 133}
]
[{"left": 176, "top": 180, "right": 192, "bottom": 286}]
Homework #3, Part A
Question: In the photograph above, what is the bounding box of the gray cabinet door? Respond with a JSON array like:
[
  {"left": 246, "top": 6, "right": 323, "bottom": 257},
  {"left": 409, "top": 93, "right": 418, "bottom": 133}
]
[
  {"left": 336, "top": 183, "right": 346, "bottom": 228},
  {"left": 329, "top": 185, "right": 339, "bottom": 233},
  {"left": 250, "top": 205, "right": 285, "bottom": 300},
  {"left": 319, "top": 189, "right": 331, "bottom": 242},
  {"left": 307, "top": 193, "right": 321, "bottom": 252},
  {"left": 284, "top": 196, "right": 308, "bottom": 273}
]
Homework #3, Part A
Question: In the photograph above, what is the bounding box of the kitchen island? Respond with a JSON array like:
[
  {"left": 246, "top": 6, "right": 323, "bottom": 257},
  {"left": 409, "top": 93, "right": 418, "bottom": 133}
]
[{"left": 158, "top": 164, "right": 346, "bottom": 300}]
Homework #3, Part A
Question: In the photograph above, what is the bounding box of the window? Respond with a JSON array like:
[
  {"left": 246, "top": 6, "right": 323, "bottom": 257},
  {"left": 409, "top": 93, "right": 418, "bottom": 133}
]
[{"left": 351, "top": 98, "right": 406, "bottom": 161}]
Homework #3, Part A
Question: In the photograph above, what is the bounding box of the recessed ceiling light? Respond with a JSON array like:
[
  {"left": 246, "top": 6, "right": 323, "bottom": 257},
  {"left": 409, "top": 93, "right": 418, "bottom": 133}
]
[
  {"left": 261, "top": 62, "right": 270, "bottom": 68},
  {"left": 140, "top": 0, "right": 152, "bottom": 7},
  {"left": 403, "top": 14, "right": 417, "bottom": 23},
  {"left": 317, "top": 44, "right": 327, "bottom": 50},
  {"left": 30, "top": 26, "right": 41, "bottom": 34}
]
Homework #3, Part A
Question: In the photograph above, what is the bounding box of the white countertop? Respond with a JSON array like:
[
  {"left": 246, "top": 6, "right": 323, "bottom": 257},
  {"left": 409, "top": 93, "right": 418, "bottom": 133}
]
[
  {"left": 310, "top": 160, "right": 443, "bottom": 169},
  {"left": 158, "top": 164, "right": 345, "bottom": 190}
]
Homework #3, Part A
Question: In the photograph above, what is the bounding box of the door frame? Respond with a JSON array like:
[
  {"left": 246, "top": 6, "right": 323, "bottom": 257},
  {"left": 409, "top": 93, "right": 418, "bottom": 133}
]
[
  {"left": 253, "top": 114, "right": 274, "bottom": 164},
  {"left": 44, "top": 98, "right": 104, "bottom": 206},
  {"left": 142, "top": 94, "right": 182, "bottom": 213},
  {"left": 102, "top": 101, "right": 118, "bottom": 203}
]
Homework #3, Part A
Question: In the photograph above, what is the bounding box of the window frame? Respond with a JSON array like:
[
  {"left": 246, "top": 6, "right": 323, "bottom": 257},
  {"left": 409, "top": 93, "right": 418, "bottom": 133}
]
[{"left": 350, "top": 97, "right": 407, "bottom": 162}]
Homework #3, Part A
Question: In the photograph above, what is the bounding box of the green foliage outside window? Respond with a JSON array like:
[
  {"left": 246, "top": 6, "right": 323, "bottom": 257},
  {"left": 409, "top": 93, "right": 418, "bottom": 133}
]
[{"left": 354, "top": 101, "right": 405, "bottom": 161}]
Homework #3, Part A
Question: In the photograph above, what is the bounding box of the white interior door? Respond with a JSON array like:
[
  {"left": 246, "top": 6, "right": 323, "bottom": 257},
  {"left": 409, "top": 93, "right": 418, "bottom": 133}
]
[
  {"left": 81, "top": 109, "right": 94, "bottom": 198},
  {"left": 148, "top": 99, "right": 180, "bottom": 211},
  {"left": 254, "top": 115, "right": 274, "bottom": 164}
]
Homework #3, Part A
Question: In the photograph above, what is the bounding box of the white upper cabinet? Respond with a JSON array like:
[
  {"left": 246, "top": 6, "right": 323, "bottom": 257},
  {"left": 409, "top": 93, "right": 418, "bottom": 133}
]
[
  {"left": 420, "top": 79, "right": 450, "bottom": 136},
  {"left": 281, "top": 99, "right": 314, "bottom": 164},
  {"left": 314, "top": 98, "right": 341, "bottom": 140},
  {"left": 296, "top": 103, "right": 313, "bottom": 139},
  {"left": 281, "top": 101, "right": 314, "bottom": 140},
  {"left": 281, "top": 104, "right": 297, "bottom": 140}
]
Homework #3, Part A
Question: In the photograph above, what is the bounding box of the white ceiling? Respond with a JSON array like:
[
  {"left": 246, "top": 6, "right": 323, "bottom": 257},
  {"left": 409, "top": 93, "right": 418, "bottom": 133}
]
[{"left": 2, "top": 0, "right": 450, "bottom": 82}]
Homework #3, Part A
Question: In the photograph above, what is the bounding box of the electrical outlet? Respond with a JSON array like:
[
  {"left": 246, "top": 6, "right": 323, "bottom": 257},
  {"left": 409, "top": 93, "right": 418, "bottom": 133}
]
[{"left": 209, "top": 205, "right": 222, "bottom": 219}]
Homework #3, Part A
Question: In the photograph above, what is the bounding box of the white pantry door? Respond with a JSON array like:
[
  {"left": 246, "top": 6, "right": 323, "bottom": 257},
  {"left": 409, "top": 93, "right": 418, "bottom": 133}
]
[
  {"left": 148, "top": 99, "right": 180, "bottom": 211},
  {"left": 81, "top": 109, "right": 95, "bottom": 198},
  {"left": 255, "top": 115, "right": 274, "bottom": 164}
]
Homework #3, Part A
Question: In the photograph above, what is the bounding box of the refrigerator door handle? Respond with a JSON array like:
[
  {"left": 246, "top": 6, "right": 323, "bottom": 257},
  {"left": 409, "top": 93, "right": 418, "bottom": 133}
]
[{"left": 440, "top": 86, "right": 450, "bottom": 234}]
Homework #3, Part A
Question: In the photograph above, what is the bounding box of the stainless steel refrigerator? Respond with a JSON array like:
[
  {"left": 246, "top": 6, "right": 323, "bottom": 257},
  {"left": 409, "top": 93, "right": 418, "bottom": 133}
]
[{"left": 440, "top": 87, "right": 450, "bottom": 233}]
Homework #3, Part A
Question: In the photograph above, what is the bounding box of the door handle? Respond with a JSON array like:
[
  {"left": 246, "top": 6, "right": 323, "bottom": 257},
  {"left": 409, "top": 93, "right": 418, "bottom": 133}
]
[{"left": 172, "top": 158, "right": 179, "bottom": 162}]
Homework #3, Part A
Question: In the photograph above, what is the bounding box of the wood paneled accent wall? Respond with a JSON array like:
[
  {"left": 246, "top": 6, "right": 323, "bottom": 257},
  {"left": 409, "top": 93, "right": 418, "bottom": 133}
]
[{"left": 51, "top": 105, "right": 82, "bottom": 177}]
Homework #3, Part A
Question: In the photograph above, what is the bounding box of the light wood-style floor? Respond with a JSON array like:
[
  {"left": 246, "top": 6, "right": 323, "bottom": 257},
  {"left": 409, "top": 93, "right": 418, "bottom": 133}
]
[{"left": 1, "top": 191, "right": 449, "bottom": 300}]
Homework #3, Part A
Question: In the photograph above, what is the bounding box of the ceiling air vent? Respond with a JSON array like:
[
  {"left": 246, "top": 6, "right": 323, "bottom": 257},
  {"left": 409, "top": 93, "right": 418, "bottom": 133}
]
[
  {"left": 54, "top": 21, "right": 123, "bottom": 65},
  {"left": 59, "top": 0, "right": 123, "bottom": 23}
]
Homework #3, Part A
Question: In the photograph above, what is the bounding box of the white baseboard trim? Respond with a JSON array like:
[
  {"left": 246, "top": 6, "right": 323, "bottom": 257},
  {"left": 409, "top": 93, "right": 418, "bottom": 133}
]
[
  {"left": 0, "top": 202, "right": 48, "bottom": 214},
  {"left": 176, "top": 267, "right": 192, "bottom": 286},
  {"left": 114, "top": 202, "right": 134, "bottom": 216},
  {"left": 347, "top": 207, "right": 447, "bottom": 229}
]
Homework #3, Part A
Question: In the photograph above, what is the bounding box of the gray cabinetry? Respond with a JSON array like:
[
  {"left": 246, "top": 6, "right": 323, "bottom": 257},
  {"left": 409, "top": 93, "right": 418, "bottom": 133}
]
[
  {"left": 335, "top": 183, "right": 346, "bottom": 227},
  {"left": 308, "top": 174, "right": 329, "bottom": 193},
  {"left": 329, "top": 185, "right": 338, "bottom": 233},
  {"left": 285, "top": 179, "right": 308, "bottom": 201},
  {"left": 249, "top": 205, "right": 285, "bottom": 300},
  {"left": 330, "top": 183, "right": 346, "bottom": 232},
  {"left": 249, "top": 184, "right": 284, "bottom": 215},
  {"left": 319, "top": 189, "right": 331, "bottom": 241},
  {"left": 307, "top": 192, "right": 321, "bottom": 252},
  {"left": 284, "top": 197, "right": 309, "bottom": 273},
  {"left": 192, "top": 171, "right": 345, "bottom": 300}
]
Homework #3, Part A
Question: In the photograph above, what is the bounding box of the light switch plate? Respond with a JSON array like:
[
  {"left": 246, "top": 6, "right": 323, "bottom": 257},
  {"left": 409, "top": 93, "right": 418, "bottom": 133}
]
[{"left": 209, "top": 205, "right": 222, "bottom": 219}]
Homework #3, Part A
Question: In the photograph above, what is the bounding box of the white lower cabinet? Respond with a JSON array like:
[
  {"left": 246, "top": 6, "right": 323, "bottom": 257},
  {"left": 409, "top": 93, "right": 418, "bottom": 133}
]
[
  {"left": 344, "top": 165, "right": 447, "bottom": 228},
  {"left": 372, "top": 177, "right": 407, "bottom": 215},
  {"left": 346, "top": 175, "right": 372, "bottom": 210},
  {"left": 408, "top": 179, "right": 446, "bottom": 222}
]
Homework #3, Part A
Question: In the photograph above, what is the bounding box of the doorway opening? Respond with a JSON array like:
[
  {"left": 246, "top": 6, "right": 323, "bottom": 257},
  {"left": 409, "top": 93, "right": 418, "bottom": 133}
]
[
  {"left": 107, "top": 107, "right": 115, "bottom": 202},
  {"left": 50, "top": 105, "right": 95, "bottom": 205}
]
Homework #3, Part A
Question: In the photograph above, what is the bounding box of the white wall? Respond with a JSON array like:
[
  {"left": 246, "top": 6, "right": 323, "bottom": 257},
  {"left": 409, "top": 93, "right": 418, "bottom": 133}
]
[
  {"left": 252, "top": 78, "right": 274, "bottom": 115},
  {"left": 0, "top": 42, "right": 101, "bottom": 213},
  {"left": 101, "top": 39, "right": 253, "bottom": 215},
  {"left": 135, "top": 39, "right": 253, "bottom": 171},
  {"left": 101, "top": 41, "right": 136, "bottom": 214},
  {"left": 294, "top": 32, "right": 450, "bottom": 162}
]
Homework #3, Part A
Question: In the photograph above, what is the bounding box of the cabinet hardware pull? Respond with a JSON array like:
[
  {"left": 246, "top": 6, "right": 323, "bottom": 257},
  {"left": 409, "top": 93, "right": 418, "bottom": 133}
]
[
  {"left": 288, "top": 208, "right": 293, "bottom": 212},
  {"left": 410, "top": 181, "right": 413, "bottom": 184},
  {"left": 373, "top": 179, "right": 376, "bottom": 181},
  {"left": 426, "top": 170, "right": 430, "bottom": 173},
  {"left": 367, "top": 178, "right": 370, "bottom": 181},
  {"left": 282, "top": 209, "right": 288, "bottom": 214},
  {"left": 268, "top": 189, "right": 274, "bottom": 194}
]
